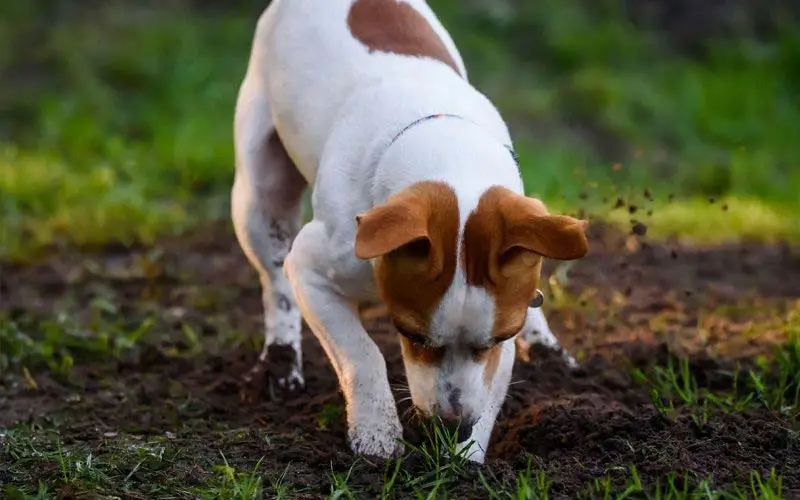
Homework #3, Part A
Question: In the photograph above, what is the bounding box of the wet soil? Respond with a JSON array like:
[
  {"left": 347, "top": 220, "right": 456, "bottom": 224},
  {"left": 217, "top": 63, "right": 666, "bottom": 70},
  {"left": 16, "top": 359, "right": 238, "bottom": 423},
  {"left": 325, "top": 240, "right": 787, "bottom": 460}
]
[{"left": 1, "top": 221, "right": 799, "bottom": 498}]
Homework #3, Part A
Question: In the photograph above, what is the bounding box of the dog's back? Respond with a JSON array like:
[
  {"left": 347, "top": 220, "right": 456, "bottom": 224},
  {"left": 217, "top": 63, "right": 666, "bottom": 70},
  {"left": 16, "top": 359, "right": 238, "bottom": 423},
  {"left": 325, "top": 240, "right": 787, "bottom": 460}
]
[{"left": 248, "top": 0, "right": 471, "bottom": 181}]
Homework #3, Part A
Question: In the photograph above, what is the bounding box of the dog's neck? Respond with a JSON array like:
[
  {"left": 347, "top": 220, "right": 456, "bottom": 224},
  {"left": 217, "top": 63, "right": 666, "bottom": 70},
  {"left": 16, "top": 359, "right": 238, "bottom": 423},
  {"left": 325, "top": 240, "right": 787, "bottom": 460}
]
[
  {"left": 370, "top": 112, "right": 526, "bottom": 221},
  {"left": 384, "top": 112, "right": 520, "bottom": 168}
]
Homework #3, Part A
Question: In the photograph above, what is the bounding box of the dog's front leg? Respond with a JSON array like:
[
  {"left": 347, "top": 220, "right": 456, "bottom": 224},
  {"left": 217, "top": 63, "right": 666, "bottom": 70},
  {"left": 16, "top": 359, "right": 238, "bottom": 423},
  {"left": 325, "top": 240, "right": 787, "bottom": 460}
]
[
  {"left": 284, "top": 221, "right": 404, "bottom": 459},
  {"left": 515, "top": 307, "right": 577, "bottom": 367}
]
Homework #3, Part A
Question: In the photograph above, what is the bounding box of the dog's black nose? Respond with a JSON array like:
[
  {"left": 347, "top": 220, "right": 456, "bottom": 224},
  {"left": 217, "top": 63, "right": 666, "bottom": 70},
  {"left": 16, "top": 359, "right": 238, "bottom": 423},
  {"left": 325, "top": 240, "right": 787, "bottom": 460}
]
[{"left": 440, "top": 416, "right": 473, "bottom": 443}]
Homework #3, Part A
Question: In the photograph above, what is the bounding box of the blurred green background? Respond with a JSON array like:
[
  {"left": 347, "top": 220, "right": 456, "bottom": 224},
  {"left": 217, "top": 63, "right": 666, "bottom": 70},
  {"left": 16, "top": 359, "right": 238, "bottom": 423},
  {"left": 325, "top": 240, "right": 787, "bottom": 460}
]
[{"left": 2, "top": 0, "right": 799, "bottom": 261}]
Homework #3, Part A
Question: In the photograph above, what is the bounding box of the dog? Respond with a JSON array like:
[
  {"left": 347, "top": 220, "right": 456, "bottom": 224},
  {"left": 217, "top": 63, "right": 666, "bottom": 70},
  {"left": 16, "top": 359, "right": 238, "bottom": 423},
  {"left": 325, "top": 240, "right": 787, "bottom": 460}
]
[{"left": 231, "top": 0, "right": 589, "bottom": 463}]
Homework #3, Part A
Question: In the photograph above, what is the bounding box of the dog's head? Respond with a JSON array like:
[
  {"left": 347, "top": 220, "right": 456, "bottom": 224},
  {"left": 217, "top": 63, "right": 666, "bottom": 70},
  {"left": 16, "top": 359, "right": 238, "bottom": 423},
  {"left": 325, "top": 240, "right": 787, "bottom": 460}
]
[{"left": 354, "top": 181, "right": 588, "bottom": 439}]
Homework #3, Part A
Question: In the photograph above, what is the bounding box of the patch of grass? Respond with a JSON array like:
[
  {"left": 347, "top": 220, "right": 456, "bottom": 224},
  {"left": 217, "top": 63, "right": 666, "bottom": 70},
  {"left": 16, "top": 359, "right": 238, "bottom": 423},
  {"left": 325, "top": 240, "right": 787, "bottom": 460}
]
[
  {"left": 600, "top": 196, "right": 800, "bottom": 245},
  {"left": 577, "top": 465, "right": 786, "bottom": 499},
  {"left": 0, "top": 3, "right": 246, "bottom": 262},
  {"left": 267, "top": 464, "right": 293, "bottom": 500},
  {"left": 480, "top": 456, "right": 552, "bottom": 500},
  {"left": 2, "top": 483, "right": 54, "bottom": 500},
  {"left": 476, "top": 460, "right": 788, "bottom": 499},
  {"left": 736, "top": 468, "right": 785, "bottom": 500},
  {"left": 0, "top": 308, "right": 154, "bottom": 381},
  {"left": 2, "top": 421, "right": 791, "bottom": 499},
  {"left": 1, "top": 1, "right": 798, "bottom": 260},
  {"left": 2, "top": 427, "right": 184, "bottom": 498},
  {"left": 749, "top": 330, "right": 800, "bottom": 417},
  {"left": 468, "top": 0, "right": 800, "bottom": 207},
  {"left": 638, "top": 357, "right": 716, "bottom": 428},
  {"left": 317, "top": 404, "right": 345, "bottom": 431},
  {"left": 397, "top": 417, "right": 477, "bottom": 494},
  {"left": 381, "top": 459, "right": 404, "bottom": 499},
  {"left": 635, "top": 331, "right": 800, "bottom": 423},
  {"left": 0, "top": 148, "right": 208, "bottom": 262},
  {"left": 328, "top": 461, "right": 359, "bottom": 500},
  {"left": 197, "top": 454, "right": 265, "bottom": 500}
]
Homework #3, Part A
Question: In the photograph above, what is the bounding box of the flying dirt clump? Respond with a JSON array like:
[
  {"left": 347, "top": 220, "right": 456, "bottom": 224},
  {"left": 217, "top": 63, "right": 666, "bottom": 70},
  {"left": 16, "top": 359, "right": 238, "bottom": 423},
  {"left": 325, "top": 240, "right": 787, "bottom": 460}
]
[{"left": 631, "top": 221, "right": 648, "bottom": 236}]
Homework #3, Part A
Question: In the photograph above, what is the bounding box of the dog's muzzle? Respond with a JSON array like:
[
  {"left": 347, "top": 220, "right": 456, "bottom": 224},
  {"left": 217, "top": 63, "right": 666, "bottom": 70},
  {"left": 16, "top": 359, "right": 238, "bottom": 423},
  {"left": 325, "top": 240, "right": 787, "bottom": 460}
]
[{"left": 441, "top": 415, "right": 474, "bottom": 443}]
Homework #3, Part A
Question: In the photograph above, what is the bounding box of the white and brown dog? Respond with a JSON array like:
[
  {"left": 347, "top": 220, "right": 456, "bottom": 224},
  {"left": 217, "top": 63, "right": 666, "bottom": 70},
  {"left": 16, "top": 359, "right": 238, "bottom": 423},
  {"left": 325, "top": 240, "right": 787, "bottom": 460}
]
[{"left": 231, "top": 0, "right": 588, "bottom": 463}]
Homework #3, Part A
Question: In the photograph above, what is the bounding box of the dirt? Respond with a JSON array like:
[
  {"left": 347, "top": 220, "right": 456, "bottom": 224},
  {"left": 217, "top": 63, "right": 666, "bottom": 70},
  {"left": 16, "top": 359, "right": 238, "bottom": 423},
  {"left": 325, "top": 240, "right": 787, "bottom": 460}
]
[{"left": 1, "top": 221, "right": 799, "bottom": 498}]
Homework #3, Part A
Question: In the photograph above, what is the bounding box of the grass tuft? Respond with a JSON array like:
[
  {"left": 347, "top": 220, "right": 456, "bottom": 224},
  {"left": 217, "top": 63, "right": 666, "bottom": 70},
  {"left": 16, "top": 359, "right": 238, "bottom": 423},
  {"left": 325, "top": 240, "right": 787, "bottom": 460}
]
[
  {"left": 198, "top": 454, "right": 265, "bottom": 500},
  {"left": 635, "top": 331, "right": 800, "bottom": 424}
]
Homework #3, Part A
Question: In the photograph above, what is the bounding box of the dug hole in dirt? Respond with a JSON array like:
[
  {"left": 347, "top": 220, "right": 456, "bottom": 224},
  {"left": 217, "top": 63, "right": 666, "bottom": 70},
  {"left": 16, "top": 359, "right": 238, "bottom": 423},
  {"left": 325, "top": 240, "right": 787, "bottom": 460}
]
[{"left": 1, "top": 219, "right": 799, "bottom": 498}]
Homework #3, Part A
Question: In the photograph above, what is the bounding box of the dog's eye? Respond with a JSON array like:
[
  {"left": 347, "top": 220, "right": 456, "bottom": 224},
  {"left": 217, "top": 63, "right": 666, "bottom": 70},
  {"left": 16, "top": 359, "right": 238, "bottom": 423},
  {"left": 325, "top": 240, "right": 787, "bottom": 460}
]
[
  {"left": 472, "top": 344, "right": 493, "bottom": 355},
  {"left": 394, "top": 324, "right": 428, "bottom": 346},
  {"left": 493, "top": 333, "right": 517, "bottom": 344}
]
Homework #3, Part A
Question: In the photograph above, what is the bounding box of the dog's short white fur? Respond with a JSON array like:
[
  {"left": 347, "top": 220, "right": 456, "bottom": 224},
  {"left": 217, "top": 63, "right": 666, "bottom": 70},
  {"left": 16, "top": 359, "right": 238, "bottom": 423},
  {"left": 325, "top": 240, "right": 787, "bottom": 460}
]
[{"left": 231, "top": 0, "right": 585, "bottom": 463}]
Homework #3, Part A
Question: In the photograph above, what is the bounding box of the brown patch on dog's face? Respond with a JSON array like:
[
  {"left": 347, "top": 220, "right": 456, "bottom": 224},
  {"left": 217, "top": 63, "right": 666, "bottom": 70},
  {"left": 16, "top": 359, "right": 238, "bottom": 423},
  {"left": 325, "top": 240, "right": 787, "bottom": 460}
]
[
  {"left": 463, "top": 186, "right": 589, "bottom": 351},
  {"left": 478, "top": 342, "right": 503, "bottom": 388},
  {"left": 354, "top": 181, "right": 460, "bottom": 355},
  {"left": 347, "top": 0, "right": 462, "bottom": 76}
]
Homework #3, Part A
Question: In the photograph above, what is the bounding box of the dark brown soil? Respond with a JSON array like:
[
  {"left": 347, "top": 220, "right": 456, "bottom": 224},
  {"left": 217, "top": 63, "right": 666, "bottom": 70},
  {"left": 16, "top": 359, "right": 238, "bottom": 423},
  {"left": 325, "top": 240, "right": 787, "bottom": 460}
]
[{"left": 1, "top": 221, "right": 799, "bottom": 498}]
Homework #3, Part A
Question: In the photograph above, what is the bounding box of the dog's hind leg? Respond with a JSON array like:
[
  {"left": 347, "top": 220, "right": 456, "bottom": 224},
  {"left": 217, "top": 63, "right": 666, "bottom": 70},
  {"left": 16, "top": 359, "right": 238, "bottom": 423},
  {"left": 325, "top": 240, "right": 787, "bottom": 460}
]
[{"left": 231, "top": 69, "right": 308, "bottom": 396}]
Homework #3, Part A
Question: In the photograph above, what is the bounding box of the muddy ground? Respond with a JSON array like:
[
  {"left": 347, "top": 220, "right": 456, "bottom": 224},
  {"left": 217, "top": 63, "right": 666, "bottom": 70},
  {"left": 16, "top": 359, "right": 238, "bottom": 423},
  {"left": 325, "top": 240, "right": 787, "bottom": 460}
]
[{"left": 1, "top": 220, "right": 799, "bottom": 498}]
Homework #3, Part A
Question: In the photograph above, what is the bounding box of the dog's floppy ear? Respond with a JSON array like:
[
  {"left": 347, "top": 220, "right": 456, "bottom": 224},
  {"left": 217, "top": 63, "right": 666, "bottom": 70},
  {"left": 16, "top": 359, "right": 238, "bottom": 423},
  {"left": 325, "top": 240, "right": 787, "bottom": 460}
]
[
  {"left": 498, "top": 194, "right": 589, "bottom": 262},
  {"left": 354, "top": 182, "right": 459, "bottom": 282},
  {"left": 354, "top": 194, "right": 430, "bottom": 260}
]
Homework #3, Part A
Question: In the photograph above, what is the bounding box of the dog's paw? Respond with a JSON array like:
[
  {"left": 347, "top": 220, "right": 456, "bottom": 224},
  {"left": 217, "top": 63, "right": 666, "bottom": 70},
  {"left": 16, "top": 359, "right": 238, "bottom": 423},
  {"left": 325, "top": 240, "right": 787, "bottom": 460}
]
[
  {"left": 348, "top": 418, "right": 405, "bottom": 460},
  {"left": 562, "top": 350, "right": 579, "bottom": 369},
  {"left": 267, "top": 368, "right": 305, "bottom": 401},
  {"left": 515, "top": 335, "right": 579, "bottom": 369},
  {"left": 240, "top": 343, "right": 304, "bottom": 402}
]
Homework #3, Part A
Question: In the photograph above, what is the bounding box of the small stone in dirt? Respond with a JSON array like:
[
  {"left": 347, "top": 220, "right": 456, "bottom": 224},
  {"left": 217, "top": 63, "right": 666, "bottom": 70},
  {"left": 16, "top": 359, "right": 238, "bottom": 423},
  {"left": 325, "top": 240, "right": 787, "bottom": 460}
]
[
  {"left": 628, "top": 204, "right": 638, "bottom": 214},
  {"left": 644, "top": 188, "right": 654, "bottom": 201},
  {"left": 614, "top": 197, "right": 625, "bottom": 208},
  {"left": 631, "top": 221, "right": 648, "bottom": 236},
  {"left": 671, "top": 250, "right": 678, "bottom": 259}
]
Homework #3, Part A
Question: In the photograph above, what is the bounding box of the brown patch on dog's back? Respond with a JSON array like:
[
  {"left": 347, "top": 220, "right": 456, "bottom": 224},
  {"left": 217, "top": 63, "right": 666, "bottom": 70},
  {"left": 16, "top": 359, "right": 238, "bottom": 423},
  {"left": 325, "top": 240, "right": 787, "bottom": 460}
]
[
  {"left": 347, "top": 0, "right": 462, "bottom": 76},
  {"left": 354, "top": 181, "right": 460, "bottom": 347}
]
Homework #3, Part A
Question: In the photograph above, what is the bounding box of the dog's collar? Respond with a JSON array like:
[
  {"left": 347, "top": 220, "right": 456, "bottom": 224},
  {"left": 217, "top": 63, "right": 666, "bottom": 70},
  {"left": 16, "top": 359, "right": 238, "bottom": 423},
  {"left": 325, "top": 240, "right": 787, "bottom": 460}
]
[{"left": 386, "top": 113, "right": 520, "bottom": 166}]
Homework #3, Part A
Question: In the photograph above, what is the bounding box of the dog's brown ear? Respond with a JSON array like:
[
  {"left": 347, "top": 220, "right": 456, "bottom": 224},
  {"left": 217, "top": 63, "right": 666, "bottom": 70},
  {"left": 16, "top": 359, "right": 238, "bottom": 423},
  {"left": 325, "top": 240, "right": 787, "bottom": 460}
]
[
  {"left": 499, "top": 195, "right": 589, "bottom": 261},
  {"left": 354, "top": 197, "right": 430, "bottom": 260},
  {"left": 354, "top": 182, "right": 459, "bottom": 266}
]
